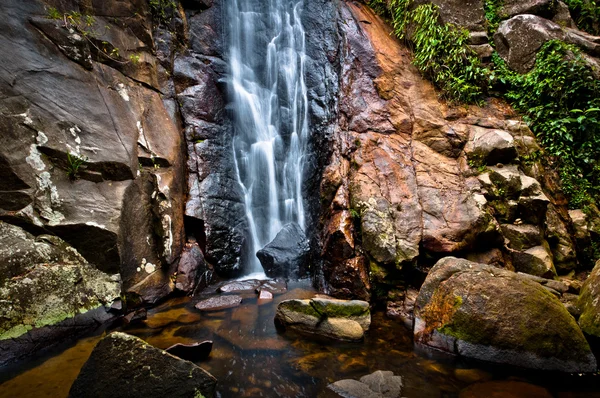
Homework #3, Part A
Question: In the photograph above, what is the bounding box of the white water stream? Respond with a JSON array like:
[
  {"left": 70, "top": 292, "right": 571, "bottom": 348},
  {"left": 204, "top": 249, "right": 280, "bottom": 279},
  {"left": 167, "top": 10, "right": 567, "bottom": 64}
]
[{"left": 229, "top": 0, "right": 309, "bottom": 275}]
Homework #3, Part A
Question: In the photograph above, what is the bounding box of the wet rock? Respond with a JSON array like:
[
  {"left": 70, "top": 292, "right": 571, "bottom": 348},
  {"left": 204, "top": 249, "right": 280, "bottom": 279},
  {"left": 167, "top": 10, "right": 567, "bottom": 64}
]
[
  {"left": 195, "top": 295, "right": 243, "bottom": 312},
  {"left": 68, "top": 332, "right": 216, "bottom": 398},
  {"left": 464, "top": 127, "right": 517, "bottom": 165},
  {"left": 579, "top": 260, "right": 600, "bottom": 338},
  {"left": 256, "top": 223, "right": 310, "bottom": 278},
  {"left": 175, "top": 242, "right": 208, "bottom": 294},
  {"left": 165, "top": 340, "right": 213, "bottom": 362},
  {"left": 258, "top": 290, "right": 273, "bottom": 300},
  {"left": 275, "top": 298, "right": 370, "bottom": 342},
  {"left": 459, "top": 380, "right": 553, "bottom": 398},
  {"left": 327, "top": 370, "right": 403, "bottom": 398},
  {"left": 258, "top": 279, "right": 288, "bottom": 295},
  {"left": 122, "top": 309, "right": 147, "bottom": 325},
  {"left": 386, "top": 288, "right": 419, "bottom": 329},
  {"left": 453, "top": 368, "right": 492, "bottom": 384},
  {"left": 218, "top": 279, "right": 262, "bottom": 294},
  {"left": 414, "top": 257, "right": 596, "bottom": 372}
]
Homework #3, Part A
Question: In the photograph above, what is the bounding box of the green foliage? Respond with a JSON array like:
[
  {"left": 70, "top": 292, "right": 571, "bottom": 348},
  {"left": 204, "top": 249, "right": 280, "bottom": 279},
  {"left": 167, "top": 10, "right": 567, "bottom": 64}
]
[
  {"left": 483, "top": 0, "right": 504, "bottom": 35},
  {"left": 66, "top": 153, "right": 87, "bottom": 181},
  {"left": 492, "top": 41, "right": 600, "bottom": 208},
  {"left": 149, "top": 0, "right": 177, "bottom": 24},
  {"left": 47, "top": 7, "right": 62, "bottom": 20},
  {"left": 563, "top": 0, "right": 600, "bottom": 35},
  {"left": 128, "top": 53, "right": 141, "bottom": 65},
  {"left": 368, "top": 0, "right": 390, "bottom": 17},
  {"left": 349, "top": 208, "right": 362, "bottom": 220},
  {"left": 380, "top": 1, "right": 488, "bottom": 103}
]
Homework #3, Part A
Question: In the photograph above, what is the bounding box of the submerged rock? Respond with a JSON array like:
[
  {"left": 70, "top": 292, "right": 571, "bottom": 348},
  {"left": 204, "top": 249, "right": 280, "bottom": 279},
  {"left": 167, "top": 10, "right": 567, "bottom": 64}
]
[
  {"left": 275, "top": 298, "right": 370, "bottom": 341},
  {"left": 166, "top": 340, "right": 213, "bottom": 362},
  {"left": 69, "top": 332, "right": 216, "bottom": 398},
  {"left": 327, "top": 370, "right": 403, "bottom": 398},
  {"left": 218, "top": 279, "right": 262, "bottom": 293},
  {"left": 579, "top": 260, "right": 600, "bottom": 339},
  {"left": 256, "top": 223, "right": 310, "bottom": 278},
  {"left": 195, "top": 295, "right": 242, "bottom": 311},
  {"left": 459, "top": 380, "right": 552, "bottom": 398},
  {"left": 414, "top": 257, "right": 597, "bottom": 372}
]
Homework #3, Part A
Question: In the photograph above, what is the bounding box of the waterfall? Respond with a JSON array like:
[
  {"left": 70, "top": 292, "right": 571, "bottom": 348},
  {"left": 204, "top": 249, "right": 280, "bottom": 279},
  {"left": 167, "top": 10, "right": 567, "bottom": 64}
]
[{"left": 228, "top": 0, "right": 309, "bottom": 275}]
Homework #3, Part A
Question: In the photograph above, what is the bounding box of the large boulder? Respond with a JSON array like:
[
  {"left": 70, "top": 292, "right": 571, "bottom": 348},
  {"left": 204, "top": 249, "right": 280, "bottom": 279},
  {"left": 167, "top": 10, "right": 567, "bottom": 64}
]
[
  {"left": 579, "top": 260, "right": 600, "bottom": 338},
  {"left": 69, "top": 332, "right": 217, "bottom": 398},
  {"left": 414, "top": 257, "right": 597, "bottom": 372},
  {"left": 494, "top": 14, "right": 600, "bottom": 73},
  {"left": 0, "top": 222, "right": 120, "bottom": 366},
  {"left": 275, "top": 298, "right": 370, "bottom": 341},
  {"left": 256, "top": 223, "right": 310, "bottom": 278}
]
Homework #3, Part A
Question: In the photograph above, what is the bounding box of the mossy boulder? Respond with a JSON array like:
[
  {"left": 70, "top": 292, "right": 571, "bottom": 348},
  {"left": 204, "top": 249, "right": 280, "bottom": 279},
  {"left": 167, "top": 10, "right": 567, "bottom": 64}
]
[
  {"left": 275, "top": 298, "right": 371, "bottom": 341},
  {"left": 69, "top": 332, "right": 216, "bottom": 398},
  {"left": 414, "top": 257, "right": 597, "bottom": 372},
  {"left": 579, "top": 260, "right": 600, "bottom": 338},
  {"left": 0, "top": 263, "right": 120, "bottom": 341}
]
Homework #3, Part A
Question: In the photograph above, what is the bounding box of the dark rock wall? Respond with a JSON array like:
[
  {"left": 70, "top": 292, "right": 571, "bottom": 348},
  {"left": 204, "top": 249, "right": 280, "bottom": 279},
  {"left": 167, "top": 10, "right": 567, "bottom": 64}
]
[{"left": 0, "top": 0, "right": 185, "bottom": 303}]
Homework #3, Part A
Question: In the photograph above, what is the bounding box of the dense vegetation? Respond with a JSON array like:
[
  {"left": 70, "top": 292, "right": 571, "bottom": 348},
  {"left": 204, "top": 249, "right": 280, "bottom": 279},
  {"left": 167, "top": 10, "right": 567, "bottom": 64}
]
[{"left": 368, "top": 0, "right": 600, "bottom": 216}]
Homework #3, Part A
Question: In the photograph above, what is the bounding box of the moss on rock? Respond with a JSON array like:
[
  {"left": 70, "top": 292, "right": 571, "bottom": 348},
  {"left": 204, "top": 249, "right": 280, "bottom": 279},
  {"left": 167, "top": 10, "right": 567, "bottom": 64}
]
[{"left": 415, "top": 257, "right": 597, "bottom": 372}]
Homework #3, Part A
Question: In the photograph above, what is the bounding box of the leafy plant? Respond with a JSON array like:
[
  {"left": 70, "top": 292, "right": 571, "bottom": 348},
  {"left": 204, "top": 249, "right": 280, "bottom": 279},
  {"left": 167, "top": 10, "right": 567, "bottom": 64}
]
[
  {"left": 492, "top": 41, "right": 600, "bottom": 208},
  {"left": 66, "top": 153, "right": 88, "bottom": 181},
  {"left": 128, "top": 53, "right": 141, "bottom": 65},
  {"left": 376, "top": 1, "right": 488, "bottom": 103},
  {"left": 149, "top": 0, "right": 177, "bottom": 24},
  {"left": 483, "top": 0, "right": 504, "bottom": 35},
  {"left": 47, "top": 7, "right": 62, "bottom": 20},
  {"left": 563, "top": 0, "right": 600, "bottom": 35}
]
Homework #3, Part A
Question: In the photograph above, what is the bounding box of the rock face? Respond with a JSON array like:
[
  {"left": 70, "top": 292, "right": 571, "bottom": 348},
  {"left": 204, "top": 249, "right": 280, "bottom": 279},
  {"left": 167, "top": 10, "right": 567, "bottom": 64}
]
[
  {"left": 256, "top": 223, "right": 310, "bottom": 278},
  {"left": 320, "top": 2, "right": 565, "bottom": 300},
  {"left": 414, "top": 257, "right": 597, "bottom": 372},
  {"left": 275, "top": 298, "right": 371, "bottom": 341},
  {"left": 579, "top": 260, "right": 600, "bottom": 338},
  {"left": 69, "top": 332, "right": 217, "bottom": 398}
]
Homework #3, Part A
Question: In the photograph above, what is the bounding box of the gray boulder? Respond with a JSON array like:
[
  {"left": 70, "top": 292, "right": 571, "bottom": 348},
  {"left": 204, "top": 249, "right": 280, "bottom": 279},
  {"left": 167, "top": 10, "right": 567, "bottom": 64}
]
[
  {"left": 256, "top": 223, "right": 310, "bottom": 278},
  {"left": 327, "top": 370, "right": 403, "bottom": 398},
  {"left": 69, "top": 332, "right": 216, "bottom": 398},
  {"left": 495, "top": 14, "right": 600, "bottom": 73}
]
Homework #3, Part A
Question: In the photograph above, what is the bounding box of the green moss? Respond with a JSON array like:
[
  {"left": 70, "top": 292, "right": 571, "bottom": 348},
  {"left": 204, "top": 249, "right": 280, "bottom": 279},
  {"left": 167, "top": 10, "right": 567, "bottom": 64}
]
[
  {"left": 310, "top": 299, "right": 369, "bottom": 318},
  {"left": 281, "top": 300, "right": 321, "bottom": 318}
]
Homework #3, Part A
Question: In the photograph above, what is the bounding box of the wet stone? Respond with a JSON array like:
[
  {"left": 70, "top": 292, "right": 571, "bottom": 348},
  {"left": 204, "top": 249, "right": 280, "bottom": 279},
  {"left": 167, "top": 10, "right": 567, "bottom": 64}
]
[
  {"left": 258, "top": 290, "right": 274, "bottom": 300},
  {"left": 218, "top": 279, "right": 263, "bottom": 293},
  {"left": 195, "top": 295, "right": 242, "bottom": 311},
  {"left": 327, "top": 370, "right": 403, "bottom": 398},
  {"left": 258, "top": 278, "right": 288, "bottom": 294}
]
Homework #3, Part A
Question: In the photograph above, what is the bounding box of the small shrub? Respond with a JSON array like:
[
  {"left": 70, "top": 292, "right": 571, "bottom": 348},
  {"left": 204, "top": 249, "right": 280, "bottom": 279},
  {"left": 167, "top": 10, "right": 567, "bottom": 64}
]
[
  {"left": 149, "top": 0, "right": 177, "bottom": 24},
  {"left": 47, "top": 7, "right": 62, "bottom": 20},
  {"left": 563, "top": 0, "right": 600, "bottom": 35},
  {"left": 66, "top": 153, "right": 88, "bottom": 181},
  {"left": 128, "top": 53, "right": 141, "bottom": 65}
]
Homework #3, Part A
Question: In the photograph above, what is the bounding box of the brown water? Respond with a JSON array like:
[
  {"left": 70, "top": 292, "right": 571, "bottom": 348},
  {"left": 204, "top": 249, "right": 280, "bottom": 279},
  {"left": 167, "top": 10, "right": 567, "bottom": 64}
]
[{"left": 1, "top": 280, "right": 600, "bottom": 397}]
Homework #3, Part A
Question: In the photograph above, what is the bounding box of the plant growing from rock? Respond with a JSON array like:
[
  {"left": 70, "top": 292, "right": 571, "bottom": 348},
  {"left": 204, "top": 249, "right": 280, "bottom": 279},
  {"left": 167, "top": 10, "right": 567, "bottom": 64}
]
[{"left": 66, "top": 153, "right": 87, "bottom": 181}]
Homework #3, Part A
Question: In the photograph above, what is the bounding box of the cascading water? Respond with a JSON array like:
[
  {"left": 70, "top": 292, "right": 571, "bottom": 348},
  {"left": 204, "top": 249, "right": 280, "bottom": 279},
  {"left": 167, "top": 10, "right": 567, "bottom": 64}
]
[{"left": 229, "top": 0, "right": 309, "bottom": 275}]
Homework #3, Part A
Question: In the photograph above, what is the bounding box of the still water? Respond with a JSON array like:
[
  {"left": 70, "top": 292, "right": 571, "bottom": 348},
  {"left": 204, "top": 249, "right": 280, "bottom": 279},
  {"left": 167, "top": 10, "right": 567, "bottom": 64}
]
[{"left": 1, "top": 280, "right": 599, "bottom": 397}]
